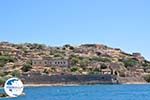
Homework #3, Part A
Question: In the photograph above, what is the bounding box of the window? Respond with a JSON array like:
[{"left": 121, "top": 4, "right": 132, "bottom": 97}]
[
  {"left": 55, "top": 62, "right": 57, "bottom": 64},
  {"left": 45, "top": 61, "right": 47, "bottom": 64},
  {"left": 34, "top": 62, "right": 36, "bottom": 65}
]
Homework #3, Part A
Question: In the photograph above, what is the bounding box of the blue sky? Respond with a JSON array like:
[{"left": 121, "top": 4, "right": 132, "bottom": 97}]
[{"left": 0, "top": 0, "right": 150, "bottom": 60}]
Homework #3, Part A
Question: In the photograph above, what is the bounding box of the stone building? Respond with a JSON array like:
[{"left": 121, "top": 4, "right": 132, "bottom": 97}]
[
  {"left": 132, "top": 52, "right": 144, "bottom": 62},
  {"left": 32, "top": 58, "right": 69, "bottom": 67}
]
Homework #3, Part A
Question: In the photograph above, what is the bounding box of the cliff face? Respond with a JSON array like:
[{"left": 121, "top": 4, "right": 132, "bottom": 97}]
[{"left": 0, "top": 42, "right": 150, "bottom": 84}]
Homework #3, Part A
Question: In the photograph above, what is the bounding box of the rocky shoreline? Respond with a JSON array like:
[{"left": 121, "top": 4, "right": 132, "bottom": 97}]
[{"left": 24, "top": 82, "right": 148, "bottom": 87}]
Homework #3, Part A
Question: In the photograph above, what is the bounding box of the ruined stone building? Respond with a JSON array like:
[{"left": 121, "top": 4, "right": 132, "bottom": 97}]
[{"left": 32, "top": 57, "right": 69, "bottom": 67}]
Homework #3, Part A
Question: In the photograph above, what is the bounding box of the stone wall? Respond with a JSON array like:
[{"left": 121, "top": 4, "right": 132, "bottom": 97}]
[{"left": 20, "top": 73, "right": 118, "bottom": 84}]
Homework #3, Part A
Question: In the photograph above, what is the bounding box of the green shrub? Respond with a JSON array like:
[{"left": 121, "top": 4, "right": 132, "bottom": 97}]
[
  {"left": 0, "top": 62, "right": 5, "bottom": 67},
  {"left": 70, "top": 57, "right": 80, "bottom": 65},
  {"left": 0, "top": 71, "right": 5, "bottom": 77},
  {"left": 92, "top": 57, "right": 111, "bottom": 62},
  {"left": 123, "top": 58, "right": 138, "bottom": 67},
  {"left": 11, "top": 70, "right": 20, "bottom": 77},
  {"left": 3, "top": 75, "right": 12, "bottom": 80},
  {"left": 93, "top": 68, "right": 101, "bottom": 72},
  {"left": 101, "top": 64, "right": 107, "bottom": 69},
  {"left": 26, "top": 60, "right": 32, "bottom": 65},
  {"left": 0, "top": 75, "right": 12, "bottom": 85},
  {"left": 79, "top": 58, "right": 90, "bottom": 68},
  {"left": 144, "top": 74, "right": 150, "bottom": 82},
  {"left": 71, "top": 67, "right": 79, "bottom": 72},
  {"left": 70, "top": 55, "right": 90, "bottom": 67},
  {"left": 33, "top": 43, "right": 45, "bottom": 49},
  {"left": 22, "top": 64, "right": 32, "bottom": 72},
  {"left": 142, "top": 61, "right": 150, "bottom": 67},
  {"left": 88, "top": 71, "right": 100, "bottom": 75},
  {"left": 0, "top": 56, "right": 15, "bottom": 62},
  {"left": 0, "top": 77, "right": 5, "bottom": 85},
  {"left": 54, "top": 53, "right": 63, "bottom": 58},
  {"left": 0, "top": 56, "right": 15, "bottom": 67},
  {"left": 69, "top": 46, "right": 74, "bottom": 50},
  {"left": 63, "top": 44, "right": 74, "bottom": 50}
]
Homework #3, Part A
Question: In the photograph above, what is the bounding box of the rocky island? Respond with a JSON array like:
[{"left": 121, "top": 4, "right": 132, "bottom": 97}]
[{"left": 0, "top": 41, "right": 150, "bottom": 86}]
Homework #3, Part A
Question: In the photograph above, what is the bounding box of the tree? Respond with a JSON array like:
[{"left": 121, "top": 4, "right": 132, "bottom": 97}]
[{"left": 22, "top": 64, "right": 32, "bottom": 72}]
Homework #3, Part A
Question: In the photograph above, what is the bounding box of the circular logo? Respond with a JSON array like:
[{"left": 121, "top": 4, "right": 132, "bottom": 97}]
[{"left": 4, "top": 77, "right": 24, "bottom": 97}]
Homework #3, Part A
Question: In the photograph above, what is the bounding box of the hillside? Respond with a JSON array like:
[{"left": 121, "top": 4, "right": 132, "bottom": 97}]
[{"left": 0, "top": 41, "right": 150, "bottom": 85}]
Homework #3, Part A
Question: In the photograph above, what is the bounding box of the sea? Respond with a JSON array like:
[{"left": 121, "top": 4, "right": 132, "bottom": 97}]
[{"left": 1, "top": 84, "right": 150, "bottom": 100}]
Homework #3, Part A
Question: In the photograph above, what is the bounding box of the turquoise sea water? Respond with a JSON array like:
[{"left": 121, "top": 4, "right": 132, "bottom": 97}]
[{"left": 1, "top": 84, "right": 150, "bottom": 100}]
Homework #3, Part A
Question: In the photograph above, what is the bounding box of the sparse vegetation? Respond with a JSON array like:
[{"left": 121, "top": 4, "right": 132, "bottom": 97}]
[
  {"left": 101, "top": 64, "right": 107, "bottom": 69},
  {"left": 0, "top": 75, "right": 12, "bottom": 85},
  {"left": 123, "top": 58, "right": 138, "bottom": 67},
  {"left": 0, "top": 77, "right": 5, "bottom": 85},
  {"left": 79, "top": 58, "right": 90, "bottom": 68},
  {"left": 63, "top": 44, "right": 74, "bottom": 50},
  {"left": 0, "top": 56, "right": 15, "bottom": 67},
  {"left": 144, "top": 74, "right": 150, "bottom": 82},
  {"left": 92, "top": 56, "right": 111, "bottom": 62},
  {"left": 0, "top": 71, "right": 5, "bottom": 77},
  {"left": 21, "top": 64, "right": 32, "bottom": 72},
  {"left": 71, "top": 67, "right": 79, "bottom": 72},
  {"left": 43, "top": 69, "right": 49, "bottom": 74},
  {"left": 0, "top": 42, "right": 150, "bottom": 83},
  {"left": 54, "top": 53, "right": 64, "bottom": 58},
  {"left": 11, "top": 70, "right": 20, "bottom": 77}
]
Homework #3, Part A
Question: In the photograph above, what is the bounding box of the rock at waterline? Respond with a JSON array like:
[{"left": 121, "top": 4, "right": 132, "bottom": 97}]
[{"left": 0, "top": 93, "right": 25, "bottom": 98}]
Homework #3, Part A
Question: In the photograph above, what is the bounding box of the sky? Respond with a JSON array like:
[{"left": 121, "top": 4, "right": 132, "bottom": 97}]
[{"left": 0, "top": 0, "right": 150, "bottom": 60}]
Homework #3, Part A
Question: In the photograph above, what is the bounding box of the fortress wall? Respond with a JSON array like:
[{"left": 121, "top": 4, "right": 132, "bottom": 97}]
[{"left": 20, "top": 74, "right": 118, "bottom": 84}]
